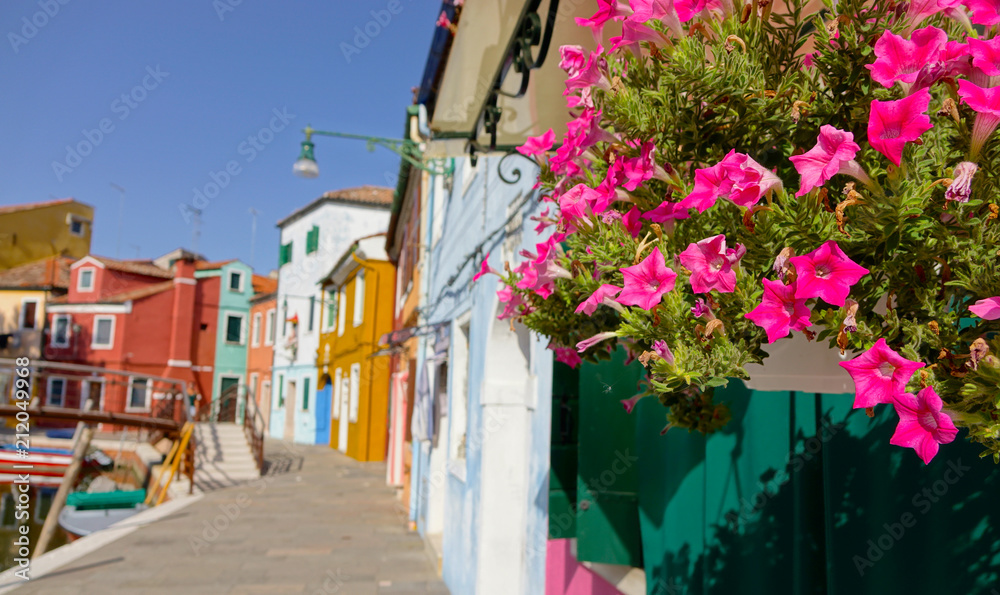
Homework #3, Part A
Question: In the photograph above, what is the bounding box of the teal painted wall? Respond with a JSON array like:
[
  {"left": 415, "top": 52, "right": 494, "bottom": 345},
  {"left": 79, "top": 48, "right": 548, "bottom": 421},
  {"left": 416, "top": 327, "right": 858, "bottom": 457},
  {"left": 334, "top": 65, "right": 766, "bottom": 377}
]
[{"left": 197, "top": 261, "right": 252, "bottom": 416}]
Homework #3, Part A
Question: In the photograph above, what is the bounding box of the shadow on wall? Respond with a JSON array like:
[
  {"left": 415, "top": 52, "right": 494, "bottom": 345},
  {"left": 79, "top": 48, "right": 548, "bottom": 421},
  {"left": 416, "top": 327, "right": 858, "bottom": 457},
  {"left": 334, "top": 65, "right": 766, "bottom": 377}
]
[{"left": 639, "top": 388, "right": 1000, "bottom": 595}]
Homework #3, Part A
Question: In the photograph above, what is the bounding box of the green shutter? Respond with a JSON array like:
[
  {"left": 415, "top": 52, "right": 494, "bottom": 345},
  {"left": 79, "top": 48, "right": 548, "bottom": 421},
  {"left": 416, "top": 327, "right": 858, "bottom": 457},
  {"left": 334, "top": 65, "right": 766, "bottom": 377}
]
[
  {"left": 306, "top": 226, "right": 319, "bottom": 254},
  {"left": 278, "top": 376, "right": 285, "bottom": 406},
  {"left": 549, "top": 361, "right": 579, "bottom": 539},
  {"left": 303, "top": 377, "right": 310, "bottom": 410},
  {"left": 279, "top": 242, "right": 293, "bottom": 266},
  {"left": 575, "top": 347, "right": 644, "bottom": 566}
]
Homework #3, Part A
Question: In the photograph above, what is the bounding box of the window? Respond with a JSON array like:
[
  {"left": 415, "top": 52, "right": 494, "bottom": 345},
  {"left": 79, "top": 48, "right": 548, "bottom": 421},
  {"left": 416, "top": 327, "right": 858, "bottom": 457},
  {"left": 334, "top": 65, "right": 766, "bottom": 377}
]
[
  {"left": 51, "top": 315, "right": 71, "bottom": 347},
  {"left": 353, "top": 271, "right": 365, "bottom": 328},
  {"left": 265, "top": 309, "right": 276, "bottom": 345},
  {"left": 249, "top": 373, "right": 259, "bottom": 401},
  {"left": 77, "top": 269, "right": 95, "bottom": 292},
  {"left": 332, "top": 368, "right": 342, "bottom": 419},
  {"left": 91, "top": 316, "right": 115, "bottom": 349},
  {"left": 252, "top": 312, "right": 262, "bottom": 347},
  {"left": 46, "top": 377, "right": 65, "bottom": 406},
  {"left": 68, "top": 216, "right": 86, "bottom": 237},
  {"left": 325, "top": 291, "right": 337, "bottom": 331},
  {"left": 277, "top": 375, "right": 285, "bottom": 407},
  {"left": 224, "top": 313, "right": 244, "bottom": 344},
  {"left": 337, "top": 289, "right": 347, "bottom": 337},
  {"left": 228, "top": 270, "right": 243, "bottom": 292},
  {"left": 303, "top": 377, "right": 310, "bottom": 410},
  {"left": 127, "top": 377, "right": 151, "bottom": 410},
  {"left": 308, "top": 295, "right": 315, "bottom": 332},
  {"left": 349, "top": 363, "right": 361, "bottom": 423},
  {"left": 20, "top": 300, "right": 38, "bottom": 330},
  {"left": 279, "top": 242, "right": 293, "bottom": 266},
  {"left": 306, "top": 225, "right": 319, "bottom": 254},
  {"left": 450, "top": 321, "right": 471, "bottom": 464}
]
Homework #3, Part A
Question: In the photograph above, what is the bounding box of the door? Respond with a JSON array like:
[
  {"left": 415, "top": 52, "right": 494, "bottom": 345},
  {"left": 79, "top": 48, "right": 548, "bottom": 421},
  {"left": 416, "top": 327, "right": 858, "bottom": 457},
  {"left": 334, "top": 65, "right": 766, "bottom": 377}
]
[
  {"left": 284, "top": 380, "right": 296, "bottom": 439},
  {"left": 337, "top": 377, "right": 349, "bottom": 452},
  {"left": 81, "top": 380, "right": 104, "bottom": 410},
  {"left": 219, "top": 377, "right": 240, "bottom": 422}
]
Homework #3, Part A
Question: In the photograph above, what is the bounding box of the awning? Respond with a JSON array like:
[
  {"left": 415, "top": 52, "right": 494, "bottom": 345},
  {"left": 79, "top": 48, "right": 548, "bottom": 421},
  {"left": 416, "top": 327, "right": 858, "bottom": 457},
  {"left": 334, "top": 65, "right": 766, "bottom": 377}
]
[{"left": 427, "top": 0, "right": 607, "bottom": 151}]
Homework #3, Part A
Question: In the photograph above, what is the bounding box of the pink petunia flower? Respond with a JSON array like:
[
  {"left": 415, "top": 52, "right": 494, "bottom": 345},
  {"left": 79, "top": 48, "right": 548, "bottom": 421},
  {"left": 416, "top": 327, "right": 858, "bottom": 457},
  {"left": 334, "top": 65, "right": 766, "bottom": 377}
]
[
  {"left": 620, "top": 394, "right": 645, "bottom": 413},
  {"left": 908, "top": 0, "right": 964, "bottom": 27},
  {"left": 628, "top": 0, "right": 684, "bottom": 36},
  {"left": 473, "top": 253, "right": 498, "bottom": 282},
  {"left": 890, "top": 386, "right": 958, "bottom": 464},
  {"left": 641, "top": 200, "right": 690, "bottom": 224},
  {"left": 744, "top": 279, "right": 812, "bottom": 343},
  {"left": 968, "top": 37, "right": 1000, "bottom": 76},
  {"left": 553, "top": 345, "right": 583, "bottom": 368},
  {"left": 946, "top": 161, "right": 978, "bottom": 202},
  {"left": 789, "top": 126, "right": 871, "bottom": 196},
  {"left": 621, "top": 205, "right": 642, "bottom": 238},
  {"left": 616, "top": 248, "right": 677, "bottom": 309},
  {"left": 963, "top": 0, "right": 1000, "bottom": 26},
  {"left": 838, "top": 338, "right": 925, "bottom": 408},
  {"left": 677, "top": 234, "right": 742, "bottom": 294},
  {"left": 575, "top": 284, "right": 624, "bottom": 316},
  {"left": 575, "top": 0, "right": 631, "bottom": 42},
  {"left": 674, "top": 0, "right": 723, "bottom": 22},
  {"left": 957, "top": 79, "right": 1000, "bottom": 158},
  {"left": 969, "top": 296, "right": 1000, "bottom": 319},
  {"left": 789, "top": 241, "right": 869, "bottom": 307},
  {"left": 867, "top": 89, "right": 933, "bottom": 166},
  {"left": 516, "top": 129, "right": 556, "bottom": 157},
  {"left": 610, "top": 19, "right": 669, "bottom": 57},
  {"left": 651, "top": 339, "right": 675, "bottom": 363},
  {"left": 497, "top": 286, "right": 528, "bottom": 320},
  {"left": 576, "top": 330, "right": 620, "bottom": 353},
  {"left": 565, "top": 48, "right": 612, "bottom": 94},
  {"left": 436, "top": 11, "right": 452, "bottom": 28},
  {"left": 559, "top": 45, "right": 589, "bottom": 77},
  {"left": 866, "top": 26, "right": 949, "bottom": 88},
  {"left": 676, "top": 150, "right": 781, "bottom": 212},
  {"left": 516, "top": 237, "right": 572, "bottom": 299},
  {"left": 621, "top": 141, "right": 670, "bottom": 191}
]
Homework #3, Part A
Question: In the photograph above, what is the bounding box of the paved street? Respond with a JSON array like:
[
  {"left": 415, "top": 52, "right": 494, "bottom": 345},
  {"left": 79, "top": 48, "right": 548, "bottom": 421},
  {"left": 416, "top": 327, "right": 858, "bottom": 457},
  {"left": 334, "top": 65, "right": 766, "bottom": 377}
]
[{"left": 8, "top": 440, "right": 447, "bottom": 595}]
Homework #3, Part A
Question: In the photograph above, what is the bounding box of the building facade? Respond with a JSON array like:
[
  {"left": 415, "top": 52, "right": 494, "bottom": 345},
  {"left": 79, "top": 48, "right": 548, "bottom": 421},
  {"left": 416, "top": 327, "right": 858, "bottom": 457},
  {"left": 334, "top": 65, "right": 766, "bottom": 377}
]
[
  {"left": 318, "top": 234, "right": 395, "bottom": 460},
  {"left": 0, "top": 199, "right": 93, "bottom": 270},
  {"left": 0, "top": 256, "right": 73, "bottom": 361},
  {"left": 247, "top": 276, "right": 278, "bottom": 430},
  {"left": 270, "top": 186, "right": 392, "bottom": 444}
]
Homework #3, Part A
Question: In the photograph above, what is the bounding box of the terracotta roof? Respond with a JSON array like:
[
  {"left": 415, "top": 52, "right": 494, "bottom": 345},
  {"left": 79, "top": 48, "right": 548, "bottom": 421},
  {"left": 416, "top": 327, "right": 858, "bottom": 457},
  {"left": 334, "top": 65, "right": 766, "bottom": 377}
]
[
  {"left": 48, "top": 280, "right": 175, "bottom": 305},
  {"left": 93, "top": 256, "right": 173, "bottom": 279},
  {"left": 195, "top": 259, "right": 236, "bottom": 271},
  {"left": 250, "top": 290, "right": 277, "bottom": 305},
  {"left": 0, "top": 256, "right": 74, "bottom": 289},
  {"left": 0, "top": 198, "right": 90, "bottom": 215},
  {"left": 276, "top": 186, "right": 393, "bottom": 228},
  {"left": 251, "top": 274, "right": 278, "bottom": 295}
]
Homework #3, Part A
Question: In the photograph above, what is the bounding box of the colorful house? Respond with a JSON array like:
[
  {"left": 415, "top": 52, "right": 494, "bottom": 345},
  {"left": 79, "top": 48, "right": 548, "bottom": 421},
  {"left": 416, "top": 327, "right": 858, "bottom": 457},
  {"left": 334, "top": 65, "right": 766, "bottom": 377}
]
[
  {"left": 317, "top": 233, "right": 395, "bottom": 461},
  {"left": 0, "top": 199, "right": 93, "bottom": 270},
  {"left": 247, "top": 274, "right": 278, "bottom": 430},
  {"left": 0, "top": 256, "right": 74, "bottom": 361},
  {"left": 194, "top": 260, "right": 255, "bottom": 421},
  {"left": 270, "top": 186, "right": 392, "bottom": 444}
]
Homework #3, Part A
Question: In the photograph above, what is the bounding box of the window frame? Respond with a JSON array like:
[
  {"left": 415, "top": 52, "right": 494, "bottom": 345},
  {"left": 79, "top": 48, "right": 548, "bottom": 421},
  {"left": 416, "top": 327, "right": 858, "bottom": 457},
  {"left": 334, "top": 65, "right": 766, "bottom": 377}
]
[
  {"left": 352, "top": 270, "right": 365, "bottom": 328},
  {"left": 46, "top": 376, "right": 66, "bottom": 407},
  {"left": 77, "top": 268, "right": 95, "bottom": 292},
  {"left": 51, "top": 314, "right": 71, "bottom": 348},
  {"left": 126, "top": 376, "right": 152, "bottom": 412},
  {"left": 91, "top": 315, "right": 116, "bottom": 349},
  {"left": 228, "top": 270, "right": 244, "bottom": 293},
  {"left": 223, "top": 312, "right": 246, "bottom": 345},
  {"left": 348, "top": 363, "right": 361, "bottom": 423},
  {"left": 251, "top": 312, "right": 262, "bottom": 347},
  {"left": 265, "top": 308, "right": 276, "bottom": 346},
  {"left": 332, "top": 368, "right": 343, "bottom": 419},
  {"left": 68, "top": 216, "right": 87, "bottom": 237},
  {"left": 337, "top": 288, "right": 347, "bottom": 337}
]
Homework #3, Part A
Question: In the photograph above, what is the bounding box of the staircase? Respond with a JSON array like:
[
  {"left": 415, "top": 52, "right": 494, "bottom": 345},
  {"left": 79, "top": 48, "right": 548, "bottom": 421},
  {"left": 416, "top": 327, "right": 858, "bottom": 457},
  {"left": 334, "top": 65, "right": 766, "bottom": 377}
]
[{"left": 168, "top": 422, "right": 261, "bottom": 497}]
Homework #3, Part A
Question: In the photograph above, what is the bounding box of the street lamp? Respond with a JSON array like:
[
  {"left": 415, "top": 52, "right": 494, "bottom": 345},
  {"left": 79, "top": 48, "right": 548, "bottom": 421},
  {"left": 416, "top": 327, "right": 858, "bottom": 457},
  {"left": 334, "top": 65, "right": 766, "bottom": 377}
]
[{"left": 292, "top": 126, "right": 454, "bottom": 178}]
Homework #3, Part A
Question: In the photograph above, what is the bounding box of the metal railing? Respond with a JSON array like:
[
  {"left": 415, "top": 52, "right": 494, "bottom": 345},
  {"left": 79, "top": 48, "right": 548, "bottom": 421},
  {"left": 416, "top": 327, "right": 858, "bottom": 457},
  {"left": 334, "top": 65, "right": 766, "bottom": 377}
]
[{"left": 206, "top": 384, "right": 265, "bottom": 472}]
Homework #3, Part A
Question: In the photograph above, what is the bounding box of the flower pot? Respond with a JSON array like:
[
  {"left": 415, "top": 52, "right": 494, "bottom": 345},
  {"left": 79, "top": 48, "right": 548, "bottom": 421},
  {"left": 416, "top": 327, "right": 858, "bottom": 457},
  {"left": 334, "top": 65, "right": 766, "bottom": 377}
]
[{"left": 742, "top": 332, "right": 854, "bottom": 394}]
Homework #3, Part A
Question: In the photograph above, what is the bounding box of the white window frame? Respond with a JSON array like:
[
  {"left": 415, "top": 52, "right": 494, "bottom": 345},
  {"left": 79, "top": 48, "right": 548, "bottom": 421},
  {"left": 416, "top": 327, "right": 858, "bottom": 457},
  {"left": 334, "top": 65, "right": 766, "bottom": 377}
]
[
  {"left": 251, "top": 312, "right": 262, "bottom": 347},
  {"left": 77, "top": 268, "right": 95, "bottom": 292},
  {"left": 126, "top": 377, "right": 151, "bottom": 412},
  {"left": 228, "top": 270, "right": 244, "bottom": 293},
  {"left": 337, "top": 288, "right": 347, "bottom": 337},
  {"left": 332, "top": 368, "right": 343, "bottom": 420},
  {"left": 223, "top": 312, "right": 246, "bottom": 345},
  {"left": 249, "top": 372, "right": 259, "bottom": 401},
  {"left": 68, "top": 215, "right": 87, "bottom": 237},
  {"left": 19, "top": 298, "right": 39, "bottom": 330},
  {"left": 265, "top": 308, "right": 276, "bottom": 346},
  {"left": 46, "top": 376, "right": 66, "bottom": 407},
  {"left": 450, "top": 317, "right": 472, "bottom": 467},
  {"left": 91, "top": 315, "right": 116, "bottom": 349},
  {"left": 352, "top": 270, "right": 365, "bottom": 328},
  {"left": 348, "top": 363, "right": 361, "bottom": 423},
  {"left": 51, "top": 314, "right": 71, "bottom": 348}
]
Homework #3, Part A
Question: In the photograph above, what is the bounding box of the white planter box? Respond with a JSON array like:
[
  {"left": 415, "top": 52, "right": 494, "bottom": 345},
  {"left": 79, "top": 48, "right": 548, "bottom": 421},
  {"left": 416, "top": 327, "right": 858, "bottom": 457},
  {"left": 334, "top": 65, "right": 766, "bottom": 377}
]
[{"left": 742, "top": 332, "right": 855, "bottom": 394}]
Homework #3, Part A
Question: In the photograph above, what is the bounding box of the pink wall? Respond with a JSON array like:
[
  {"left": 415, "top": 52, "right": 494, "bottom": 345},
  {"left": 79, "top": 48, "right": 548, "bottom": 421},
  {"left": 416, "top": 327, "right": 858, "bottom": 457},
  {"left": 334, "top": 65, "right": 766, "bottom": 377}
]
[{"left": 546, "top": 539, "right": 624, "bottom": 595}]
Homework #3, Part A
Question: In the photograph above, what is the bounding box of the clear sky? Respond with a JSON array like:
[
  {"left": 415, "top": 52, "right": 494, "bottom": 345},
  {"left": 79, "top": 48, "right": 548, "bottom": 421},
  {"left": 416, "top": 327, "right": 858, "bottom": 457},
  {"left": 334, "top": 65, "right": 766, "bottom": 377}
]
[{"left": 0, "top": 0, "right": 440, "bottom": 273}]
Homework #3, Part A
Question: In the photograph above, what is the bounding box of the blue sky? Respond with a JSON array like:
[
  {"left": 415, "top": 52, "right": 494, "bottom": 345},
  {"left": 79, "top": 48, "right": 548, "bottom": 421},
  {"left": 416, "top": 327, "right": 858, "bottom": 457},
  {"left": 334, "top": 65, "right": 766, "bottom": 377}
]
[{"left": 0, "top": 0, "right": 440, "bottom": 272}]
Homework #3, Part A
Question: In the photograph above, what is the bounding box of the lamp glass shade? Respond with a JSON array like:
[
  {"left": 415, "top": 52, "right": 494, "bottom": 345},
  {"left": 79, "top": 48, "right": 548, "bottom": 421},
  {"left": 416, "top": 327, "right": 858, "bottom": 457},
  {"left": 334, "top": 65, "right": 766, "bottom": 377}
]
[{"left": 293, "top": 140, "right": 319, "bottom": 178}]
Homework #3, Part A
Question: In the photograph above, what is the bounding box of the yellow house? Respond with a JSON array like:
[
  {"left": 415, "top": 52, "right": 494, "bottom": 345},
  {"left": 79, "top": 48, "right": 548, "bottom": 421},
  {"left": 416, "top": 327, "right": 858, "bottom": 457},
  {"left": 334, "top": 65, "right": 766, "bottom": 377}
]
[
  {"left": 317, "top": 233, "right": 395, "bottom": 462},
  {"left": 0, "top": 199, "right": 94, "bottom": 270}
]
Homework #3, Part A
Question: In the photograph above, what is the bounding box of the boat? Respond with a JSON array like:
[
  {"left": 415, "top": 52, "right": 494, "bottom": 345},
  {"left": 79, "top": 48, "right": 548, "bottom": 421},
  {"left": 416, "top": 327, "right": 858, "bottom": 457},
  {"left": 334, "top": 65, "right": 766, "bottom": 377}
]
[
  {"left": 0, "top": 445, "right": 112, "bottom": 486},
  {"left": 58, "top": 489, "right": 148, "bottom": 540}
]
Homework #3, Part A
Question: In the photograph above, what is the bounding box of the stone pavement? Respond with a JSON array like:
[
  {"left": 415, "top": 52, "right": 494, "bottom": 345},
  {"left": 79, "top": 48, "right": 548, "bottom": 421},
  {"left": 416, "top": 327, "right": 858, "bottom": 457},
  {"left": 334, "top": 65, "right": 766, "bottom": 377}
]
[{"left": 9, "top": 440, "right": 448, "bottom": 595}]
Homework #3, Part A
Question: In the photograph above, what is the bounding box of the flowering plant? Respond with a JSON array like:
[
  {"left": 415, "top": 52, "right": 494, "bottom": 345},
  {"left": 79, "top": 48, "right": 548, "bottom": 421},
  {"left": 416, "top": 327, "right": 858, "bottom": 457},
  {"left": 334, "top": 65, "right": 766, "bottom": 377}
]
[{"left": 482, "top": 0, "right": 1000, "bottom": 463}]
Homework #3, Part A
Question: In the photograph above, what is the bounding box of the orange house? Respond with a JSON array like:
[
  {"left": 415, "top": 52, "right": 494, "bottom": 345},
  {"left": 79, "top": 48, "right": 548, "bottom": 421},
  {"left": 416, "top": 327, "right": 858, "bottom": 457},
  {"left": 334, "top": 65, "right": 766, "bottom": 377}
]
[
  {"left": 317, "top": 234, "right": 395, "bottom": 462},
  {"left": 247, "top": 274, "right": 278, "bottom": 429}
]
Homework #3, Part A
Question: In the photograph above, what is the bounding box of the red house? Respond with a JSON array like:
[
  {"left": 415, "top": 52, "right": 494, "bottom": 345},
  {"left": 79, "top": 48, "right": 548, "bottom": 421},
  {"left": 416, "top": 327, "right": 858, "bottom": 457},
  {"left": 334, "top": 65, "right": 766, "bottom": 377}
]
[{"left": 44, "top": 255, "right": 214, "bottom": 421}]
